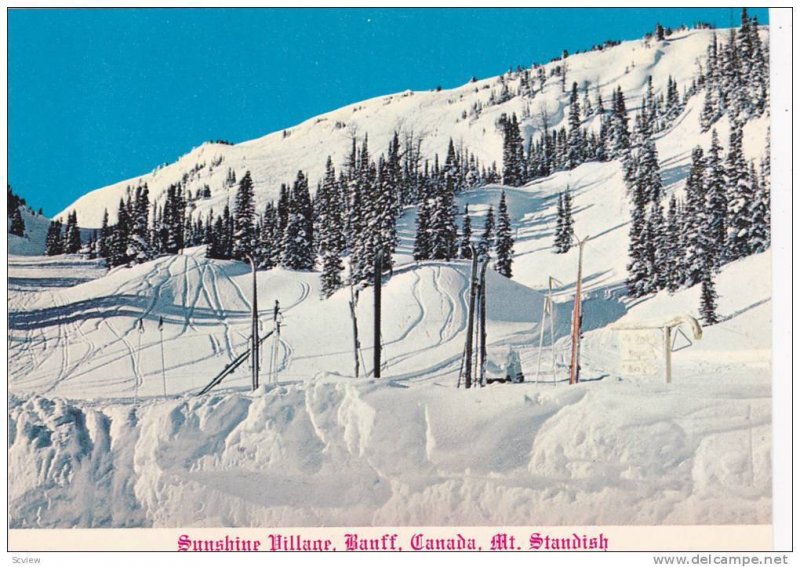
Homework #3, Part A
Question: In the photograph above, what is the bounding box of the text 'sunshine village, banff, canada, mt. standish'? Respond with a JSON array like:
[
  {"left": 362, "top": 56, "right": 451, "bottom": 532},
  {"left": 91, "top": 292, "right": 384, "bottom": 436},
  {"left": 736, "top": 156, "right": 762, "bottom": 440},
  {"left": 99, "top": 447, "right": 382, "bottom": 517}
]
[{"left": 176, "top": 531, "right": 610, "bottom": 551}]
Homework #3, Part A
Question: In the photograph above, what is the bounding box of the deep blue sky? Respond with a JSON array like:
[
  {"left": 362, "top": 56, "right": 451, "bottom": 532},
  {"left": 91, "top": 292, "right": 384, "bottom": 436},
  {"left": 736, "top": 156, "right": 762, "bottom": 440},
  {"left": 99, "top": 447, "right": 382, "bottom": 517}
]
[{"left": 8, "top": 8, "right": 768, "bottom": 216}]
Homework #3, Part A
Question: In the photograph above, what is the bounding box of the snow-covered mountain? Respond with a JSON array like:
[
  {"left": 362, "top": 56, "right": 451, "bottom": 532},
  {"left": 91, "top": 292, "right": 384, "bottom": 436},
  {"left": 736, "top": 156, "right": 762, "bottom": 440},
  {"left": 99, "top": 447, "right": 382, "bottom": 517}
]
[
  {"left": 9, "top": 23, "right": 773, "bottom": 530},
  {"left": 60, "top": 27, "right": 726, "bottom": 228}
]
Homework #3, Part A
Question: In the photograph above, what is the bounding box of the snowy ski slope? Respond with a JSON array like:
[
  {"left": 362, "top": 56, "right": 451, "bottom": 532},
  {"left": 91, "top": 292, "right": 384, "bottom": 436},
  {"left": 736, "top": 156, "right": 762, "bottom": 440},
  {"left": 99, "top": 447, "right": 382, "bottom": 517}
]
[{"left": 8, "top": 26, "right": 772, "bottom": 528}]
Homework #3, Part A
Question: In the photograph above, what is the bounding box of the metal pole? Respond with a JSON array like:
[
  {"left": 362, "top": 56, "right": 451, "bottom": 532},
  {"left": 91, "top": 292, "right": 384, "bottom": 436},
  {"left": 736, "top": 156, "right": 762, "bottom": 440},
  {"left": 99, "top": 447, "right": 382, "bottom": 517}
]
[
  {"left": 374, "top": 250, "right": 383, "bottom": 378},
  {"left": 569, "top": 237, "right": 588, "bottom": 385},
  {"left": 248, "top": 256, "right": 259, "bottom": 391},
  {"left": 535, "top": 298, "right": 546, "bottom": 384},
  {"left": 270, "top": 300, "right": 280, "bottom": 384},
  {"left": 462, "top": 247, "right": 479, "bottom": 389}
]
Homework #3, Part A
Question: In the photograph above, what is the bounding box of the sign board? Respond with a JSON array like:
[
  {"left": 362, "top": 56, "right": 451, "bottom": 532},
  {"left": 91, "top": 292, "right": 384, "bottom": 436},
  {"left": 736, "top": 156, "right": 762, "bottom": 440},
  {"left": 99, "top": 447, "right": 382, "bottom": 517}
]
[{"left": 617, "top": 329, "right": 659, "bottom": 377}]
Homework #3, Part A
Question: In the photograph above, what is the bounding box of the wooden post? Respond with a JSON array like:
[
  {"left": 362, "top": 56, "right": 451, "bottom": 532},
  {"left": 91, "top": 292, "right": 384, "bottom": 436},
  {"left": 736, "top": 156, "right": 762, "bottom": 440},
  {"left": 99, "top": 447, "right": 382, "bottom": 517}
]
[
  {"left": 248, "top": 256, "right": 259, "bottom": 391},
  {"left": 569, "top": 237, "right": 588, "bottom": 385},
  {"left": 374, "top": 250, "right": 383, "bottom": 378},
  {"left": 462, "top": 248, "right": 479, "bottom": 389},
  {"left": 478, "top": 258, "right": 489, "bottom": 387},
  {"left": 349, "top": 284, "right": 360, "bottom": 378},
  {"left": 270, "top": 300, "right": 280, "bottom": 385}
]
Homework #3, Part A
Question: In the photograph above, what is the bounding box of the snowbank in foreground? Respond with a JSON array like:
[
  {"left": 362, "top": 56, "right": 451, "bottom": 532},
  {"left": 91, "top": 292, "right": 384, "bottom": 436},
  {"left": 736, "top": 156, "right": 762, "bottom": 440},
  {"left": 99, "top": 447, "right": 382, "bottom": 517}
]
[{"left": 9, "top": 369, "right": 770, "bottom": 528}]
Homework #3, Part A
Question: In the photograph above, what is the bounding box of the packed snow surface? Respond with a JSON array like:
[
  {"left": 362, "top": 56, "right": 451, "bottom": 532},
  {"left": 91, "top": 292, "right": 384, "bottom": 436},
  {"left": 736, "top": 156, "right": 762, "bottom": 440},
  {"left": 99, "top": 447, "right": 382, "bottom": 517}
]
[{"left": 9, "top": 27, "right": 772, "bottom": 528}]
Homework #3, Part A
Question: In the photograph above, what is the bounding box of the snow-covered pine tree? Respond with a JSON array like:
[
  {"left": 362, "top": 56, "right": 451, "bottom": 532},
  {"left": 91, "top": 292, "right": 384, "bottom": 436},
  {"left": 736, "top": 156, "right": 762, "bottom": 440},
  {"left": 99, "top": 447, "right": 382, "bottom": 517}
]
[
  {"left": 318, "top": 156, "right": 345, "bottom": 296},
  {"left": 700, "top": 87, "right": 717, "bottom": 132},
  {"left": 64, "top": 211, "right": 82, "bottom": 253},
  {"left": 44, "top": 220, "right": 64, "bottom": 256},
  {"left": 561, "top": 186, "right": 575, "bottom": 251},
  {"left": 582, "top": 82, "right": 593, "bottom": 118},
  {"left": 281, "top": 170, "right": 316, "bottom": 271},
  {"left": 553, "top": 191, "right": 565, "bottom": 253},
  {"left": 746, "top": 13, "right": 769, "bottom": 115},
  {"left": 682, "top": 147, "right": 708, "bottom": 287},
  {"left": 429, "top": 176, "right": 458, "bottom": 261},
  {"left": 704, "top": 129, "right": 727, "bottom": 270},
  {"left": 86, "top": 231, "right": 98, "bottom": 259},
  {"left": 206, "top": 215, "right": 225, "bottom": 259},
  {"left": 413, "top": 196, "right": 432, "bottom": 261},
  {"left": 565, "top": 82, "right": 584, "bottom": 169},
  {"left": 98, "top": 208, "right": 110, "bottom": 260},
  {"left": 640, "top": 130, "right": 663, "bottom": 205},
  {"left": 220, "top": 204, "right": 234, "bottom": 259},
  {"left": 458, "top": 205, "right": 473, "bottom": 259},
  {"left": 161, "top": 184, "right": 186, "bottom": 254},
  {"left": 232, "top": 171, "right": 256, "bottom": 261},
  {"left": 128, "top": 185, "right": 151, "bottom": 263},
  {"left": 9, "top": 206, "right": 25, "bottom": 237},
  {"left": 319, "top": 165, "right": 345, "bottom": 296},
  {"left": 110, "top": 198, "right": 131, "bottom": 267},
  {"left": 608, "top": 86, "right": 631, "bottom": 159},
  {"left": 646, "top": 201, "right": 667, "bottom": 291},
  {"left": 494, "top": 191, "right": 514, "bottom": 278},
  {"left": 626, "top": 152, "right": 651, "bottom": 297},
  {"left": 724, "top": 124, "right": 753, "bottom": 260},
  {"left": 501, "top": 113, "right": 524, "bottom": 186},
  {"left": 720, "top": 28, "right": 743, "bottom": 122},
  {"left": 478, "top": 205, "right": 495, "bottom": 260},
  {"left": 375, "top": 155, "right": 400, "bottom": 265},
  {"left": 699, "top": 275, "right": 720, "bottom": 325},
  {"left": 664, "top": 195, "right": 682, "bottom": 292},
  {"left": 748, "top": 160, "right": 770, "bottom": 254},
  {"left": 256, "top": 202, "right": 277, "bottom": 269}
]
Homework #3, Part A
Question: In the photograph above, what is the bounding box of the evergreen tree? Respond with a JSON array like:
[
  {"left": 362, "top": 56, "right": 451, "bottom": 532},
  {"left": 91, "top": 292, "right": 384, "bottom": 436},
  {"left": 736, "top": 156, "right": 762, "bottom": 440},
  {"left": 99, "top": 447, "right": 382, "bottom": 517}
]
[
  {"left": 281, "top": 170, "right": 315, "bottom": 271},
  {"left": 45, "top": 220, "right": 64, "bottom": 256},
  {"left": 98, "top": 208, "right": 111, "bottom": 261},
  {"left": 704, "top": 129, "right": 727, "bottom": 270},
  {"left": 429, "top": 176, "right": 458, "bottom": 260},
  {"left": 724, "top": 124, "right": 753, "bottom": 260},
  {"left": 664, "top": 195, "right": 682, "bottom": 292},
  {"left": 699, "top": 275, "right": 720, "bottom": 325},
  {"left": 501, "top": 113, "right": 524, "bottom": 186},
  {"left": 318, "top": 157, "right": 345, "bottom": 296},
  {"left": 682, "top": 147, "right": 709, "bottom": 287},
  {"left": 647, "top": 202, "right": 667, "bottom": 291},
  {"left": 608, "top": 86, "right": 631, "bottom": 159},
  {"left": 494, "top": 191, "right": 514, "bottom": 277},
  {"left": 255, "top": 202, "right": 277, "bottom": 268},
  {"left": 626, "top": 156, "right": 651, "bottom": 297},
  {"left": 128, "top": 186, "right": 151, "bottom": 263},
  {"left": 110, "top": 198, "right": 131, "bottom": 267},
  {"left": 9, "top": 206, "right": 25, "bottom": 237},
  {"left": 375, "top": 156, "right": 400, "bottom": 265},
  {"left": 458, "top": 205, "right": 473, "bottom": 259},
  {"left": 553, "top": 192, "right": 565, "bottom": 253},
  {"left": 566, "top": 82, "right": 584, "bottom": 169},
  {"left": 413, "top": 197, "right": 432, "bottom": 261},
  {"left": 220, "top": 204, "right": 234, "bottom": 259},
  {"left": 478, "top": 205, "right": 495, "bottom": 260},
  {"left": 161, "top": 184, "right": 186, "bottom": 254},
  {"left": 232, "top": 171, "right": 256, "bottom": 261},
  {"left": 748, "top": 161, "right": 770, "bottom": 253},
  {"left": 64, "top": 211, "right": 81, "bottom": 253}
]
